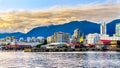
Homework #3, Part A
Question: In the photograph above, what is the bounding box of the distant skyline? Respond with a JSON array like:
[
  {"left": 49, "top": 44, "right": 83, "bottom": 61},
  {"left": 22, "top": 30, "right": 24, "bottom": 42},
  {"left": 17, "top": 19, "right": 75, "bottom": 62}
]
[{"left": 0, "top": 0, "right": 120, "bottom": 33}]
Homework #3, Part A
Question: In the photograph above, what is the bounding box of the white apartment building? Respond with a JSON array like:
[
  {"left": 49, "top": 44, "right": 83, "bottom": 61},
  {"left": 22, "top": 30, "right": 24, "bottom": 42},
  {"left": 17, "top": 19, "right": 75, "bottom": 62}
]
[
  {"left": 100, "top": 34, "right": 120, "bottom": 40},
  {"left": 86, "top": 33, "right": 100, "bottom": 44}
]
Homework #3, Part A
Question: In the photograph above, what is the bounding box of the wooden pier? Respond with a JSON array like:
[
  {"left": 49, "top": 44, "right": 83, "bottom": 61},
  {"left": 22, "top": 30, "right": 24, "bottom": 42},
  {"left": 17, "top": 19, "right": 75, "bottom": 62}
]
[{"left": 30, "top": 48, "right": 120, "bottom": 52}]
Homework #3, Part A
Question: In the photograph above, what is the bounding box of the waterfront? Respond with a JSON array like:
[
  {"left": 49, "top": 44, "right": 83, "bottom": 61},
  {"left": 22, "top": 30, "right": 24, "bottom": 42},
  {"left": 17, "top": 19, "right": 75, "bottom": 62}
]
[{"left": 0, "top": 51, "right": 119, "bottom": 68}]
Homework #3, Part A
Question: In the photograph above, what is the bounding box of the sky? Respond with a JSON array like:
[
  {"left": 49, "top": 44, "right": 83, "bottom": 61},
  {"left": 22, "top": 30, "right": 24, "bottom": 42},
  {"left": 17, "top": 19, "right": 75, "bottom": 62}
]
[
  {"left": 0, "top": 0, "right": 104, "bottom": 10},
  {"left": 0, "top": 0, "right": 120, "bottom": 33}
]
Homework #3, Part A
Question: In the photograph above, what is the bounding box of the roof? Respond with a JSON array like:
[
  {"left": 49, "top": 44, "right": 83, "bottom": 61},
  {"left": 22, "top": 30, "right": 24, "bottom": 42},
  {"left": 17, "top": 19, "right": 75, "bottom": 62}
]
[
  {"left": 100, "top": 40, "right": 111, "bottom": 43},
  {"left": 48, "top": 42, "right": 67, "bottom": 45}
]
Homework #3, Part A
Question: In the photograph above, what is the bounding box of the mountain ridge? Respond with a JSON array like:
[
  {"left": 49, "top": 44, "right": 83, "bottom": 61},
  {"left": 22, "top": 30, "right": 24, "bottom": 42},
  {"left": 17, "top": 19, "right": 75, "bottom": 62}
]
[
  {"left": 20, "top": 20, "right": 100, "bottom": 39},
  {"left": 0, "top": 32, "right": 24, "bottom": 39},
  {"left": 0, "top": 19, "right": 120, "bottom": 39}
]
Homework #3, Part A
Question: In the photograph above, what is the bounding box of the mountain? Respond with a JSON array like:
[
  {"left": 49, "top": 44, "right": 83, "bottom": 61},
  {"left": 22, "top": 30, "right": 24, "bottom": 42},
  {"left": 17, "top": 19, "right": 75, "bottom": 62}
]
[
  {"left": 107, "top": 19, "right": 120, "bottom": 36},
  {"left": 0, "top": 19, "right": 120, "bottom": 39},
  {"left": 21, "top": 20, "right": 100, "bottom": 39},
  {"left": 0, "top": 32, "right": 24, "bottom": 39}
]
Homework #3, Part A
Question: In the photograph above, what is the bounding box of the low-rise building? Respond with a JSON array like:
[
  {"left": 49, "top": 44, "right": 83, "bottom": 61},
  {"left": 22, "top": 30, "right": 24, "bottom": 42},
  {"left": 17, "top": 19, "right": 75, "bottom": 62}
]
[
  {"left": 27, "top": 37, "right": 31, "bottom": 42},
  {"left": 36, "top": 36, "right": 45, "bottom": 44},
  {"left": 100, "top": 34, "right": 120, "bottom": 40},
  {"left": 19, "top": 37, "right": 24, "bottom": 42}
]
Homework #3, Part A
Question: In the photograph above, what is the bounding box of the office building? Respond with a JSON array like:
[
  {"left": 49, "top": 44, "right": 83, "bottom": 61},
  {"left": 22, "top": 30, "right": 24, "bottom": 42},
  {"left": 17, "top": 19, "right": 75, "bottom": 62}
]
[
  {"left": 73, "top": 29, "right": 80, "bottom": 41},
  {"left": 100, "top": 22, "right": 106, "bottom": 35},
  {"left": 54, "top": 32, "right": 70, "bottom": 43}
]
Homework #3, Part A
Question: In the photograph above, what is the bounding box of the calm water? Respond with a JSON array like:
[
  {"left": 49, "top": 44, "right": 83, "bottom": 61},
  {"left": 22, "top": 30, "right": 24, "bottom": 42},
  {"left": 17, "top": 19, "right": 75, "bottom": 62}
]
[{"left": 0, "top": 51, "right": 120, "bottom": 68}]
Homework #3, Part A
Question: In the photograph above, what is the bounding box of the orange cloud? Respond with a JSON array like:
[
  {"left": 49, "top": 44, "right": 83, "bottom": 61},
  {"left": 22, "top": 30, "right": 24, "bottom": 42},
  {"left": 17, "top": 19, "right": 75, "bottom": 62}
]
[{"left": 0, "top": 4, "right": 119, "bottom": 33}]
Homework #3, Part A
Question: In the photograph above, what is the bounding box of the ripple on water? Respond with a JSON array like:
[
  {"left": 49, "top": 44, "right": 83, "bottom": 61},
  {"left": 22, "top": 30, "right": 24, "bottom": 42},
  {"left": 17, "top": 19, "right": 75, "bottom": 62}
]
[{"left": 0, "top": 51, "right": 119, "bottom": 68}]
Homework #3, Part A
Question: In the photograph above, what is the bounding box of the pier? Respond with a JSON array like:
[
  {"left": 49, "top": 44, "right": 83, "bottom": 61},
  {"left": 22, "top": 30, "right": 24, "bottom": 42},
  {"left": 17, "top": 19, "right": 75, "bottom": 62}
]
[{"left": 30, "top": 48, "right": 120, "bottom": 52}]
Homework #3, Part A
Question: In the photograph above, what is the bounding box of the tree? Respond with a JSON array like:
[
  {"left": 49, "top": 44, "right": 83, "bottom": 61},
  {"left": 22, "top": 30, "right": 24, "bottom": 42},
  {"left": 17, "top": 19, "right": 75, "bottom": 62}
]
[
  {"left": 43, "top": 39, "right": 47, "bottom": 45},
  {"left": 36, "top": 39, "right": 47, "bottom": 48}
]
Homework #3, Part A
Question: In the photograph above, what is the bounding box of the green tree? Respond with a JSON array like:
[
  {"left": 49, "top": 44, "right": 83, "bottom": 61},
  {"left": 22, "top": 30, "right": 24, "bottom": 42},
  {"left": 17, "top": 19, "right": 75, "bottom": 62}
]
[{"left": 36, "top": 39, "right": 47, "bottom": 48}]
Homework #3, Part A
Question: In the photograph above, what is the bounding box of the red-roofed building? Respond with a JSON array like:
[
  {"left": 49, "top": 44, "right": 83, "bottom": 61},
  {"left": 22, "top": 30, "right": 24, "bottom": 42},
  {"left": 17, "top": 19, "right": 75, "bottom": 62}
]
[{"left": 100, "top": 40, "right": 111, "bottom": 45}]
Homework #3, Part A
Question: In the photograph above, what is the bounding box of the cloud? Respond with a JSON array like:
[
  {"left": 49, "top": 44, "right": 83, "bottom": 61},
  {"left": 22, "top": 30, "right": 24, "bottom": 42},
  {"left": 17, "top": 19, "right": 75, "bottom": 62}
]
[{"left": 0, "top": 4, "right": 120, "bottom": 33}]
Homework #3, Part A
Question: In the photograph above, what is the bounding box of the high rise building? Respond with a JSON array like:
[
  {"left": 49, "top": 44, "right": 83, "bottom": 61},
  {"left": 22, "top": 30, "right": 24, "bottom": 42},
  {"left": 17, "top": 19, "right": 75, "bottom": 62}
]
[
  {"left": 54, "top": 32, "right": 70, "bottom": 43},
  {"left": 100, "top": 22, "right": 106, "bottom": 35},
  {"left": 73, "top": 29, "right": 80, "bottom": 41},
  {"left": 116, "top": 23, "right": 120, "bottom": 37},
  {"left": 54, "top": 32, "right": 57, "bottom": 42}
]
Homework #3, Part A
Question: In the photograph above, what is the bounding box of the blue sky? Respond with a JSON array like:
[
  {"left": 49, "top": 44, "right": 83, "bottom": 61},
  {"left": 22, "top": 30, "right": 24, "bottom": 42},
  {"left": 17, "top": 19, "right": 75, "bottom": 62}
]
[{"left": 0, "top": 0, "right": 105, "bottom": 10}]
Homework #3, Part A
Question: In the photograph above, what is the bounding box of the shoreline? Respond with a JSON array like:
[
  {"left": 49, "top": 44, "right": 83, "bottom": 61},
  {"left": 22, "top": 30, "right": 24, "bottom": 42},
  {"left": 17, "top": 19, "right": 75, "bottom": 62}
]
[{"left": 0, "top": 50, "right": 120, "bottom": 52}]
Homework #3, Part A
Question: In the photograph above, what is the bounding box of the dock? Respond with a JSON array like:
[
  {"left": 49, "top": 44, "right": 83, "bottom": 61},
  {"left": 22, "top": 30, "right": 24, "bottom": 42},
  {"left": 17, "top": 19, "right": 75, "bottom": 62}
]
[{"left": 30, "top": 48, "right": 120, "bottom": 52}]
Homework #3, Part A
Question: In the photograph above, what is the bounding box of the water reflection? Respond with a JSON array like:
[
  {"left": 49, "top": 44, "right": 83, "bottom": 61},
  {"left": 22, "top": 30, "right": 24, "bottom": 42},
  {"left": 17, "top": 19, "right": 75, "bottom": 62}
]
[{"left": 0, "top": 51, "right": 119, "bottom": 68}]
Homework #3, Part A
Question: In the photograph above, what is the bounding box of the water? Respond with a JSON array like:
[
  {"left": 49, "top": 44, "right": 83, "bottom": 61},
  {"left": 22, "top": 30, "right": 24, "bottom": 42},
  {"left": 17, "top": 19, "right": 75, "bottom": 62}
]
[{"left": 0, "top": 51, "right": 120, "bottom": 68}]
